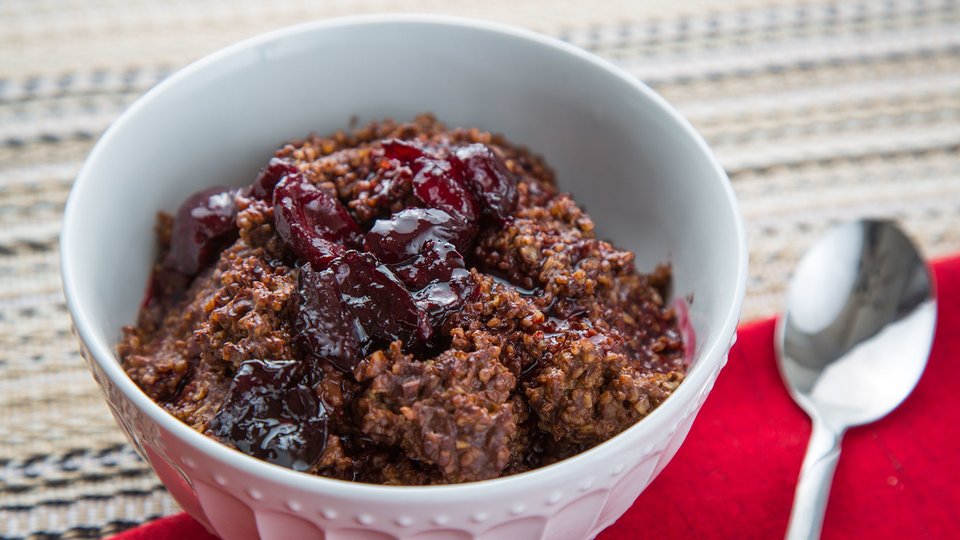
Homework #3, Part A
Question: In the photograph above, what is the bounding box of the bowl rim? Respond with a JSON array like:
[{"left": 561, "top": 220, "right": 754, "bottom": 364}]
[{"left": 60, "top": 13, "right": 748, "bottom": 501}]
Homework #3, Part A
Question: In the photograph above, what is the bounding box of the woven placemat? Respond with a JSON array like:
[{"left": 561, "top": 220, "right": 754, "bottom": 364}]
[{"left": 2, "top": 0, "right": 959, "bottom": 538}]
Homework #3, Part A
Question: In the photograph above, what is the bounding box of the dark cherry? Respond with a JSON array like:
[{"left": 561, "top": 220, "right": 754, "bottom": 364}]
[
  {"left": 386, "top": 239, "right": 478, "bottom": 333},
  {"left": 295, "top": 242, "right": 479, "bottom": 371},
  {"left": 295, "top": 251, "right": 436, "bottom": 373},
  {"left": 210, "top": 359, "right": 328, "bottom": 472},
  {"left": 364, "top": 208, "right": 472, "bottom": 263},
  {"left": 331, "top": 250, "right": 432, "bottom": 352},
  {"left": 249, "top": 157, "right": 298, "bottom": 200},
  {"left": 382, "top": 139, "right": 480, "bottom": 224},
  {"left": 452, "top": 143, "right": 518, "bottom": 223},
  {"left": 273, "top": 172, "right": 361, "bottom": 267},
  {"left": 412, "top": 266, "right": 478, "bottom": 331},
  {"left": 379, "top": 138, "right": 423, "bottom": 162},
  {"left": 163, "top": 186, "right": 239, "bottom": 275},
  {"left": 388, "top": 240, "right": 461, "bottom": 290},
  {"left": 412, "top": 161, "right": 480, "bottom": 225},
  {"left": 295, "top": 264, "right": 360, "bottom": 373}
]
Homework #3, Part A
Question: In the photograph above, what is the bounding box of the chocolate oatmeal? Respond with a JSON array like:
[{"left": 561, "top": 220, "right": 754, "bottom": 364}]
[{"left": 119, "top": 114, "right": 686, "bottom": 485}]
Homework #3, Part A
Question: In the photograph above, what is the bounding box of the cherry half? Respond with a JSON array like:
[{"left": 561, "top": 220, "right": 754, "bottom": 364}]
[
  {"left": 163, "top": 186, "right": 240, "bottom": 275},
  {"left": 295, "top": 264, "right": 361, "bottom": 373},
  {"left": 382, "top": 139, "right": 479, "bottom": 226},
  {"left": 363, "top": 208, "right": 472, "bottom": 264},
  {"left": 249, "top": 157, "right": 298, "bottom": 200},
  {"left": 332, "top": 251, "right": 432, "bottom": 350},
  {"left": 296, "top": 252, "right": 433, "bottom": 373},
  {"left": 453, "top": 143, "right": 518, "bottom": 224},
  {"left": 210, "top": 359, "right": 328, "bottom": 472},
  {"left": 273, "top": 172, "right": 361, "bottom": 267}
]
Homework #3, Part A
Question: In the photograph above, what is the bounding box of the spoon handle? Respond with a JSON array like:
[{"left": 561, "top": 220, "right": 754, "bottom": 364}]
[{"left": 785, "top": 418, "right": 843, "bottom": 540}]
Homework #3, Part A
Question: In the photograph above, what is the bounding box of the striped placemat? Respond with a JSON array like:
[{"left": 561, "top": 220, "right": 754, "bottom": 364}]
[{"left": 2, "top": 0, "right": 958, "bottom": 538}]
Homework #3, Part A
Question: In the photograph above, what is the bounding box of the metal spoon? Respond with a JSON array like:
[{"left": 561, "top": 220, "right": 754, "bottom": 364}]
[{"left": 775, "top": 219, "right": 936, "bottom": 540}]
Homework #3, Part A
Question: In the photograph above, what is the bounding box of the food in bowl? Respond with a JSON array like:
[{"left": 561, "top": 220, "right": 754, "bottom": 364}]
[{"left": 119, "top": 114, "right": 686, "bottom": 485}]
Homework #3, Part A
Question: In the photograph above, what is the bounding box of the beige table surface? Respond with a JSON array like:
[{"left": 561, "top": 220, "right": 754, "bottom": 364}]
[{"left": 2, "top": 0, "right": 959, "bottom": 538}]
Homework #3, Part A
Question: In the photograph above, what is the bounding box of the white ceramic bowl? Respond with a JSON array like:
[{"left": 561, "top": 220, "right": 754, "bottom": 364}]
[{"left": 61, "top": 15, "right": 746, "bottom": 540}]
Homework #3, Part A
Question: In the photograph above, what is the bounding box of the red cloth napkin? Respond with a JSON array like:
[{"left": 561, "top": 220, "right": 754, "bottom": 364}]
[{"left": 114, "top": 255, "right": 960, "bottom": 540}]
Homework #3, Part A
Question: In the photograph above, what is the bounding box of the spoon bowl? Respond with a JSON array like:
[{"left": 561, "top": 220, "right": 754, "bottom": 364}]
[{"left": 776, "top": 219, "right": 936, "bottom": 539}]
